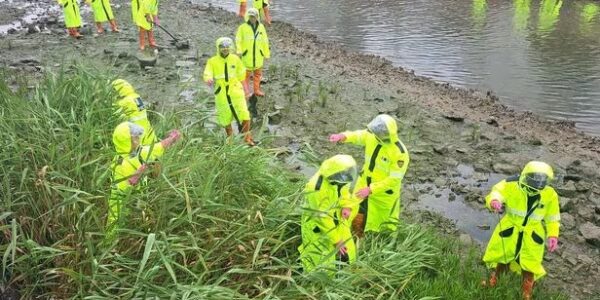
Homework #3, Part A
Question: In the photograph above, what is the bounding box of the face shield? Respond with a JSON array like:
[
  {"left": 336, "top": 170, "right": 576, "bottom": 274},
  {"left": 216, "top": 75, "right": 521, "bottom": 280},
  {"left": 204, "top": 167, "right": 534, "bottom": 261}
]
[
  {"left": 327, "top": 165, "right": 357, "bottom": 186},
  {"left": 520, "top": 172, "right": 549, "bottom": 195},
  {"left": 367, "top": 116, "right": 391, "bottom": 144},
  {"left": 218, "top": 38, "right": 233, "bottom": 57}
]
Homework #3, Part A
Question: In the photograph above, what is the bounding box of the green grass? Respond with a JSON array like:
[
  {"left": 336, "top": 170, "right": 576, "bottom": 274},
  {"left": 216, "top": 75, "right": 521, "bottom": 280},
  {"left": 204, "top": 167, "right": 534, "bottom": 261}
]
[{"left": 0, "top": 66, "right": 567, "bottom": 299}]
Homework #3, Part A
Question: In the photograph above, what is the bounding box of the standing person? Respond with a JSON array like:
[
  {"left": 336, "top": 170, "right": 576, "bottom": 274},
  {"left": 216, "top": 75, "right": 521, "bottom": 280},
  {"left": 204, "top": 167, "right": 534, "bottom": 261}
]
[
  {"left": 111, "top": 79, "right": 157, "bottom": 145},
  {"left": 131, "top": 0, "right": 156, "bottom": 50},
  {"left": 57, "top": 0, "right": 83, "bottom": 38},
  {"left": 238, "top": 0, "right": 271, "bottom": 25},
  {"left": 299, "top": 155, "right": 357, "bottom": 273},
  {"left": 482, "top": 161, "right": 561, "bottom": 300},
  {"left": 105, "top": 122, "right": 181, "bottom": 241},
  {"left": 236, "top": 8, "right": 271, "bottom": 98},
  {"left": 86, "top": 0, "right": 119, "bottom": 34},
  {"left": 329, "top": 114, "right": 410, "bottom": 236},
  {"left": 203, "top": 37, "right": 255, "bottom": 146}
]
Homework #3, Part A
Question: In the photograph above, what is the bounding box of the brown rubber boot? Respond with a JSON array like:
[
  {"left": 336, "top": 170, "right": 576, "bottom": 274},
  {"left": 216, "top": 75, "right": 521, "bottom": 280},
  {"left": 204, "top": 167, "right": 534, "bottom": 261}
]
[
  {"left": 351, "top": 213, "right": 365, "bottom": 238},
  {"left": 109, "top": 19, "right": 120, "bottom": 32},
  {"left": 238, "top": 2, "right": 247, "bottom": 17},
  {"left": 241, "top": 120, "right": 255, "bottom": 146},
  {"left": 245, "top": 70, "right": 252, "bottom": 98},
  {"left": 225, "top": 125, "right": 233, "bottom": 137},
  {"left": 522, "top": 271, "right": 534, "bottom": 300},
  {"left": 147, "top": 29, "right": 157, "bottom": 49},
  {"left": 263, "top": 6, "right": 272, "bottom": 25},
  {"left": 72, "top": 28, "right": 83, "bottom": 39},
  {"left": 95, "top": 22, "right": 104, "bottom": 34},
  {"left": 253, "top": 69, "right": 265, "bottom": 96},
  {"left": 138, "top": 28, "right": 146, "bottom": 50},
  {"left": 483, "top": 263, "right": 508, "bottom": 288}
]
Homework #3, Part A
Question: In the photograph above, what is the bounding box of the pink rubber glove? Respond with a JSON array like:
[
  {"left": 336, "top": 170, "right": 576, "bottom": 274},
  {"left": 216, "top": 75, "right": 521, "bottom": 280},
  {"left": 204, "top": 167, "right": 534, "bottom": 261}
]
[
  {"left": 161, "top": 129, "right": 182, "bottom": 148},
  {"left": 206, "top": 79, "right": 214, "bottom": 89},
  {"left": 128, "top": 164, "right": 147, "bottom": 185},
  {"left": 547, "top": 237, "right": 558, "bottom": 252},
  {"left": 329, "top": 133, "right": 346, "bottom": 143},
  {"left": 336, "top": 241, "right": 348, "bottom": 256},
  {"left": 341, "top": 207, "right": 352, "bottom": 220},
  {"left": 153, "top": 15, "right": 160, "bottom": 26},
  {"left": 490, "top": 199, "right": 503, "bottom": 213},
  {"left": 356, "top": 187, "right": 371, "bottom": 199}
]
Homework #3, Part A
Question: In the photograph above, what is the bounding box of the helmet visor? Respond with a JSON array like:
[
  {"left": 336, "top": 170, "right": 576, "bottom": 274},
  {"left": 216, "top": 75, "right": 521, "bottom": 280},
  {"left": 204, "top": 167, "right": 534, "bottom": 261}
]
[
  {"left": 523, "top": 173, "right": 548, "bottom": 191},
  {"left": 327, "top": 166, "right": 357, "bottom": 185},
  {"left": 367, "top": 117, "right": 390, "bottom": 143}
]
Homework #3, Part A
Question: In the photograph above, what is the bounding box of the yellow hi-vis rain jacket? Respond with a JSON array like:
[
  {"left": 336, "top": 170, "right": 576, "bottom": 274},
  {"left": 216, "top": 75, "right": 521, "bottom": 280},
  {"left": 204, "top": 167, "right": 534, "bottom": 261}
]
[
  {"left": 482, "top": 176, "right": 561, "bottom": 280},
  {"left": 236, "top": 19, "right": 270, "bottom": 71},
  {"left": 299, "top": 155, "right": 357, "bottom": 273},
  {"left": 90, "top": 0, "right": 114, "bottom": 22},
  {"left": 203, "top": 38, "right": 250, "bottom": 126},
  {"left": 113, "top": 84, "right": 158, "bottom": 146},
  {"left": 342, "top": 118, "right": 410, "bottom": 232},
  {"left": 106, "top": 122, "right": 164, "bottom": 239},
  {"left": 131, "top": 0, "right": 152, "bottom": 30},
  {"left": 58, "top": 0, "right": 82, "bottom": 28}
]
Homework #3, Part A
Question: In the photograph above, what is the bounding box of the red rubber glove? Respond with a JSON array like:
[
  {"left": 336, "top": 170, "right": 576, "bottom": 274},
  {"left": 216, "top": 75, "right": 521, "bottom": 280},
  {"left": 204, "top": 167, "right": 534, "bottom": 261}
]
[
  {"left": 336, "top": 241, "right": 348, "bottom": 256},
  {"left": 341, "top": 207, "right": 351, "bottom": 220},
  {"left": 547, "top": 237, "right": 558, "bottom": 252},
  {"left": 490, "top": 199, "right": 503, "bottom": 213},
  {"left": 128, "top": 164, "right": 147, "bottom": 185},
  {"left": 329, "top": 133, "right": 346, "bottom": 143},
  {"left": 356, "top": 187, "right": 371, "bottom": 199},
  {"left": 161, "top": 129, "right": 182, "bottom": 148}
]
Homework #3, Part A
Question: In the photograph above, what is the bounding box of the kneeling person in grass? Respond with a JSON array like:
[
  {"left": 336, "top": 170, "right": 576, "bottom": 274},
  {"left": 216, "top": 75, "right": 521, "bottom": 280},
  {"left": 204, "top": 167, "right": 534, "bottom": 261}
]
[
  {"left": 299, "top": 155, "right": 358, "bottom": 273},
  {"left": 105, "top": 122, "right": 181, "bottom": 241}
]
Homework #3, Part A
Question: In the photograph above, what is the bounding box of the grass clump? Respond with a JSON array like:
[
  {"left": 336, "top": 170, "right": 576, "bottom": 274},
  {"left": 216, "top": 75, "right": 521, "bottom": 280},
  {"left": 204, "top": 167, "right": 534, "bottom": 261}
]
[{"left": 0, "top": 67, "right": 567, "bottom": 299}]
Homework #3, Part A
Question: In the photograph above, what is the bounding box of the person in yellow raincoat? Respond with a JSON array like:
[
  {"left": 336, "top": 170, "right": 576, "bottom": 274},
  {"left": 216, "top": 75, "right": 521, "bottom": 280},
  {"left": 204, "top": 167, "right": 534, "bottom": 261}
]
[
  {"left": 57, "top": 0, "right": 83, "bottom": 38},
  {"left": 111, "top": 79, "right": 157, "bottom": 145},
  {"left": 203, "top": 37, "right": 255, "bottom": 146},
  {"left": 105, "top": 122, "right": 181, "bottom": 241},
  {"left": 131, "top": 0, "right": 156, "bottom": 50},
  {"left": 329, "top": 114, "right": 410, "bottom": 236},
  {"left": 238, "top": 0, "right": 271, "bottom": 25},
  {"left": 482, "top": 161, "right": 561, "bottom": 300},
  {"left": 86, "top": 0, "right": 119, "bottom": 34},
  {"left": 236, "top": 8, "right": 270, "bottom": 98},
  {"left": 299, "top": 154, "right": 357, "bottom": 273}
]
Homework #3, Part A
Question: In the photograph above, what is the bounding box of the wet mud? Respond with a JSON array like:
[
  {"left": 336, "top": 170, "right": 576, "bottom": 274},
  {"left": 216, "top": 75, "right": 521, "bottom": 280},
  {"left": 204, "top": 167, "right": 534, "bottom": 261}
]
[{"left": 1, "top": 0, "right": 599, "bottom": 298}]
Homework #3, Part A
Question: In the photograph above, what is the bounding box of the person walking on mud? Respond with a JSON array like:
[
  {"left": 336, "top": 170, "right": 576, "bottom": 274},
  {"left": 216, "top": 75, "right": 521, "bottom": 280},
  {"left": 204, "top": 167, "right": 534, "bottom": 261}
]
[
  {"left": 131, "top": 0, "right": 157, "bottom": 50},
  {"left": 203, "top": 37, "right": 256, "bottom": 146},
  {"left": 112, "top": 79, "right": 157, "bottom": 145},
  {"left": 57, "top": 0, "right": 83, "bottom": 38},
  {"left": 482, "top": 161, "right": 561, "bottom": 300},
  {"left": 238, "top": 0, "right": 271, "bottom": 25},
  {"left": 299, "top": 155, "right": 357, "bottom": 273},
  {"left": 105, "top": 122, "right": 181, "bottom": 242},
  {"left": 329, "top": 114, "right": 410, "bottom": 237},
  {"left": 236, "top": 8, "right": 270, "bottom": 115},
  {"left": 86, "top": 0, "right": 119, "bottom": 34}
]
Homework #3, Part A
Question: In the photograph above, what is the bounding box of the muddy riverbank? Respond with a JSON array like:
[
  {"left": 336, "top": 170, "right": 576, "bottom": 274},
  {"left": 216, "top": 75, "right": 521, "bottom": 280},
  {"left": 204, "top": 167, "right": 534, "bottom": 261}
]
[{"left": 1, "top": 0, "right": 599, "bottom": 298}]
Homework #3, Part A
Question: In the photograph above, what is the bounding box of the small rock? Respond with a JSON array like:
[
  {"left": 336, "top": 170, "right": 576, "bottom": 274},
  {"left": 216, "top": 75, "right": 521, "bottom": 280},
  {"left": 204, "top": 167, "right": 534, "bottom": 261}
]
[
  {"left": 103, "top": 49, "right": 114, "bottom": 55},
  {"left": 566, "top": 160, "right": 599, "bottom": 180},
  {"left": 560, "top": 198, "right": 576, "bottom": 213},
  {"left": 27, "top": 25, "right": 40, "bottom": 34},
  {"left": 556, "top": 181, "right": 579, "bottom": 198},
  {"left": 434, "top": 178, "right": 446, "bottom": 186},
  {"left": 117, "top": 52, "right": 129, "bottom": 59},
  {"left": 175, "top": 60, "right": 195, "bottom": 68},
  {"left": 560, "top": 213, "right": 576, "bottom": 230},
  {"left": 7, "top": 27, "right": 17, "bottom": 34},
  {"left": 459, "top": 234, "right": 473, "bottom": 246},
  {"left": 578, "top": 254, "right": 595, "bottom": 265},
  {"left": 529, "top": 139, "right": 543, "bottom": 146},
  {"left": 433, "top": 145, "right": 449, "bottom": 154},
  {"left": 492, "top": 163, "right": 519, "bottom": 174},
  {"left": 579, "top": 222, "right": 600, "bottom": 247},
  {"left": 575, "top": 181, "right": 592, "bottom": 192},
  {"left": 477, "top": 224, "right": 491, "bottom": 230},
  {"left": 47, "top": 17, "right": 58, "bottom": 25},
  {"left": 448, "top": 193, "right": 456, "bottom": 201},
  {"left": 443, "top": 114, "right": 464, "bottom": 122},
  {"left": 486, "top": 117, "right": 499, "bottom": 127}
]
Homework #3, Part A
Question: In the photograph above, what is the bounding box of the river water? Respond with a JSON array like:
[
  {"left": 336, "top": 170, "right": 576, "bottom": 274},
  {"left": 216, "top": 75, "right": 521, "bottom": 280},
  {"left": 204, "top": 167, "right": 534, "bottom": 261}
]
[{"left": 198, "top": 0, "right": 600, "bottom": 136}]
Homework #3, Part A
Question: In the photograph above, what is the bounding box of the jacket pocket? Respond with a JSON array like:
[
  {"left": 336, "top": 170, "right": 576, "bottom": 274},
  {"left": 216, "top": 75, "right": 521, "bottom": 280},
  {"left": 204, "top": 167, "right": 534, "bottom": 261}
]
[
  {"left": 214, "top": 86, "right": 222, "bottom": 95},
  {"left": 531, "top": 231, "right": 544, "bottom": 245},
  {"left": 242, "top": 50, "right": 248, "bottom": 57},
  {"left": 499, "top": 227, "right": 514, "bottom": 238},
  {"left": 260, "top": 50, "right": 264, "bottom": 57},
  {"left": 385, "top": 189, "right": 394, "bottom": 195},
  {"left": 313, "top": 226, "right": 321, "bottom": 233},
  {"left": 64, "top": 2, "right": 69, "bottom": 7}
]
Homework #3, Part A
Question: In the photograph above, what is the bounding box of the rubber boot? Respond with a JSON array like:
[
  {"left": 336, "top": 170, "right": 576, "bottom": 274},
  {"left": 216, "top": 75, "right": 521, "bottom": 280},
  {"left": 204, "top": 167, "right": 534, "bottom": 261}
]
[
  {"left": 262, "top": 6, "right": 272, "bottom": 25},
  {"left": 484, "top": 263, "right": 508, "bottom": 287},
  {"left": 245, "top": 70, "right": 253, "bottom": 96},
  {"left": 253, "top": 69, "right": 265, "bottom": 96},
  {"left": 138, "top": 28, "right": 146, "bottom": 50},
  {"left": 67, "top": 28, "right": 74, "bottom": 37},
  {"left": 109, "top": 19, "right": 120, "bottom": 32},
  {"left": 241, "top": 120, "right": 255, "bottom": 146},
  {"left": 95, "top": 22, "right": 105, "bottom": 34},
  {"left": 147, "top": 29, "right": 157, "bottom": 49},
  {"left": 522, "top": 271, "right": 534, "bottom": 300},
  {"left": 352, "top": 213, "right": 365, "bottom": 238},
  {"left": 72, "top": 28, "right": 83, "bottom": 39},
  {"left": 238, "top": 2, "right": 247, "bottom": 17}
]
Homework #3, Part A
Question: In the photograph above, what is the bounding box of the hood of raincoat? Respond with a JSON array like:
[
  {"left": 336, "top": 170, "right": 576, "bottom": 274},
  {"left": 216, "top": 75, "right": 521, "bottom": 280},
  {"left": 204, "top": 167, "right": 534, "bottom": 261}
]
[
  {"left": 319, "top": 154, "right": 357, "bottom": 185},
  {"left": 367, "top": 114, "right": 399, "bottom": 144},
  {"left": 112, "top": 79, "right": 136, "bottom": 98},
  {"left": 112, "top": 122, "right": 144, "bottom": 155},
  {"left": 215, "top": 37, "right": 234, "bottom": 54}
]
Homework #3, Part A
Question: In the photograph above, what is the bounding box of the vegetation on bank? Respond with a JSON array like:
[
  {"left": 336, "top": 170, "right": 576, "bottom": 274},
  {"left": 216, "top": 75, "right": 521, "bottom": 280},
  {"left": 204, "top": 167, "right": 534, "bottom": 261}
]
[{"left": 0, "top": 67, "right": 566, "bottom": 299}]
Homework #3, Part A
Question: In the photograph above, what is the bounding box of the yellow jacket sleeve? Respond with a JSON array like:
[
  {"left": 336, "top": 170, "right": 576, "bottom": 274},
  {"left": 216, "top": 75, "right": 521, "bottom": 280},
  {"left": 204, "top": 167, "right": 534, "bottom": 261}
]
[
  {"left": 262, "top": 27, "right": 271, "bottom": 59},
  {"left": 203, "top": 59, "right": 214, "bottom": 82},
  {"left": 236, "top": 56, "right": 246, "bottom": 81},
  {"left": 140, "top": 141, "right": 165, "bottom": 162},
  {"left": 544, "top": 190, "right": 561, "bottom": 237},
  {"left": 235, "top": 25, "right": 244, "bottom": 55},
  {"left": 342, "top": 129, "right": 368, "bottom": 146},
  {"left": 485, "top": 180, "right": 506, "bottom": 210},
  {"left": 338, "top": 184, "right": 356, "bottom": 208}
]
